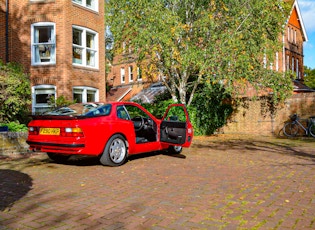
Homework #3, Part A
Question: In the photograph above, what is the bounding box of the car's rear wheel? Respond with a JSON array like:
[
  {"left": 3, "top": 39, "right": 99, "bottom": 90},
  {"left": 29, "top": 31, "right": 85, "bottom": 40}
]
[
  {"left": 47, "top": 152, "right": 71, "bottom": 163},
  {"left": 167, "top": 145, "right": 182, "bottom": 154},
  {"left": 100, "top": 134, "right": 127, "bottom": 166}
]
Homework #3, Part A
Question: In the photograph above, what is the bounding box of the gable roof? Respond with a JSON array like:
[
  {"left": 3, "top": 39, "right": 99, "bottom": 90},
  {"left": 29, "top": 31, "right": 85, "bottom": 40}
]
[{"left": 288, "top": 0, "right": 308, "bottom": 42}]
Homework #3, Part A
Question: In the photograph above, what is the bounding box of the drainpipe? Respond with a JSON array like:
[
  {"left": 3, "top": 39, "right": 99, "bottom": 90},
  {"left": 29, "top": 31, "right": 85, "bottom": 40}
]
[{"left": 5, "top": 0, "right": 9, "bottom": 63}]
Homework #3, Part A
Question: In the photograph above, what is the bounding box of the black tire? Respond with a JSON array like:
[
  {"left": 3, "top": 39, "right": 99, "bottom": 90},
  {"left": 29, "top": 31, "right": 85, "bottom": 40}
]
[
  {"left": 309, "top": 122, "right": 315, "bottom": 138},
  {"left": 283, "top": 122, "right": 299, "bottom": 137},
  {"left": 167, "top": 145, "right": 183, "bottom": 154},
  {"left": 100, "top": 134, "right": 127, "bottom": 166},
  {"left": 47, "top": 152, "right": 71, "bottom": 163}
]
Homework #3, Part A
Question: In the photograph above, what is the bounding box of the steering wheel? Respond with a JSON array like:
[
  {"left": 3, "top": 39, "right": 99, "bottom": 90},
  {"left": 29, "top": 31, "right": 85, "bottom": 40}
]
[{"left": 132, "top": 116, "right": 144, "bottom": 131}]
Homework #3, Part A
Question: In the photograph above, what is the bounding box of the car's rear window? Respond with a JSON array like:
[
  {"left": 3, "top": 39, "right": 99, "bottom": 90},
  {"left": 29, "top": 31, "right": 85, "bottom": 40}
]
[{"left": 44, "top": 103, "right": 112, "bottom": 117}]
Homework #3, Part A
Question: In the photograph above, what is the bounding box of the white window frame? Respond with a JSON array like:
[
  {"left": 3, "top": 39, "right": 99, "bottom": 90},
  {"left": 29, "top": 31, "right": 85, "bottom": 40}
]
[
  {"left": 73, "top": 86, "right": 99, "bottom": 103},
  {"left": 122, "top": 41, "right": 126, "bottom": 54},
  {"left": 32, "top": 85, "right": 56, "bottom": 113},
  {"left": 72, "top": 26, "right": 99, "bottom": 69},
  {"left": 275, "top": 52, "right": 279, "bottom": 71},
  {"left": 121, "top": 68, "right": 125, "bottom": 83},
  {"left": 137, "top": 67, "right": 142, "bottom": 81},
  {"left": 30, "top": 0, "right": 52, "bottom": 3},
  {"left": 128, "top": 66, "right": 133, "bottom": 82},
  {"left": 72, "top": 0, "right": 98, "bottom": 12},
  {"left": 263, "top": 53, "right": 267, "bottom": 69},
  {"left": 292, "top": 57, "right": 295, "bottom": 74},
  {"left": 31, "top": 22, "right": 56, "bottom": 66},
  {"left": 286, "top": 55, "right": 290, "bottom": 71},
  {"left": 287, "top": 27, "right": 290, "bottom": 42}
]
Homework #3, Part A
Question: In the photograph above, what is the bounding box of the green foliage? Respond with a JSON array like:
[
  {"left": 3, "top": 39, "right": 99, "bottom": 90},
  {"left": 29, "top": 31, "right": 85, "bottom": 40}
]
[
  {"left": 190, "top": 83, "right": 233, "bottom": 135},
  {"left": 0, "top": 61, "right": 31, "bottom": 124},
  {"left": 165, "top": 106, "right": 187, "bottom": 122},
  {"left": 0, "top": 121, "right": 28, "bottom": 132},
  {"left": 106, "top": 0, "right": 292, "bottom": 105},
  {"left": 304, "top": 66, "right": 315, "bottom": 89},
  {"left": 139, "top": 98, "right": 176, "bottom": 119},
  {"left": 138, "top": 83, "right": 233, "bottom": 135},
  {"left": 48, "top": 95, "right": 75, "bottom": 109}
]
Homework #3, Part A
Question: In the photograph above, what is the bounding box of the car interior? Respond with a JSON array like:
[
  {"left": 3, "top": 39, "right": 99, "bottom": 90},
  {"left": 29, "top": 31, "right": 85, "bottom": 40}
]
[{"left": 117, "top": 105, "right": 158, "bottom": 144}]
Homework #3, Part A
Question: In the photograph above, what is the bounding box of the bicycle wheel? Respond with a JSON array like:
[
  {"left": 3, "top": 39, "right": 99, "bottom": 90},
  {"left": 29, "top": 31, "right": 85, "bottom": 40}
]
[
  {"left": 309, "top": 122, "right": 315, "bottom": 138},
  {"left": 283, "top": 122, "right": 299, "bottom": 137}
]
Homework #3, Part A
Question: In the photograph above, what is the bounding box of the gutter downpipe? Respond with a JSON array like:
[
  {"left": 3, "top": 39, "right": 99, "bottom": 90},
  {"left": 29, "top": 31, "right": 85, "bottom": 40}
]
[{"left": 5, "top": 0, "right": 9, "bottom": 63}]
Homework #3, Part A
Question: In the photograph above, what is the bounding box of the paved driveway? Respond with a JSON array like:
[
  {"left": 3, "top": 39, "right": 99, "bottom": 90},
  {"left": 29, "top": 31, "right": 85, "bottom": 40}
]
[{"left": 1, "top": 135, "right": 315, "bottom": 229}]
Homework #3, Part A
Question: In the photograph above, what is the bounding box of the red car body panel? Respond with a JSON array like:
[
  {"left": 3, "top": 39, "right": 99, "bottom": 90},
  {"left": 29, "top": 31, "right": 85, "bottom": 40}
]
[{"left": 26, "top": 102, "right": 193, "bottom": 157}]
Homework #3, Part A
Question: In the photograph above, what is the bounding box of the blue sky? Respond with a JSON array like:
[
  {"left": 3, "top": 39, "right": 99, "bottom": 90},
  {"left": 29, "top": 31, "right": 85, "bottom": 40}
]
[{"left": 298, "top": 0, "right": 315, "bottom": 69}]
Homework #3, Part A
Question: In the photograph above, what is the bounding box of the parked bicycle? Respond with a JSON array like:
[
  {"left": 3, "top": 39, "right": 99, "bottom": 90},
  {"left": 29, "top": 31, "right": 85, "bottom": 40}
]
[{"left": 283, "top": 114, "right": 315, "bottom": 137}]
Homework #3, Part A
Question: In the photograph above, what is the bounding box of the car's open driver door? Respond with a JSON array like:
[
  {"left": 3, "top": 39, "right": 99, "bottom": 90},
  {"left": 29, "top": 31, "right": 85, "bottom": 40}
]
[{"left": 160, "top": 104, "right": 193, "bottom": 147}]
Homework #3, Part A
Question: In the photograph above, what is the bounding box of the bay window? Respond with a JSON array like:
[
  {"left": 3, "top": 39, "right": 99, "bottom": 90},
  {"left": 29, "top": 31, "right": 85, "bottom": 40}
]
[
  {"left": 73, "top": 26, "right": 98, "bottom": 68},
  {"left": 31, "top": 22, "right": 56, "bottom": 65},
  {"left": 72, "top": 0, "right": 98, "bottom": 11}
]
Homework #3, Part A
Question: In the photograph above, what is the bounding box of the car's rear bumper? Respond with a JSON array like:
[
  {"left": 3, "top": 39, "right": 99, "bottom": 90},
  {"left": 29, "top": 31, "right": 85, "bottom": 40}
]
[{"left": 26, "top": 141, "right": 86, "bottom": 155}]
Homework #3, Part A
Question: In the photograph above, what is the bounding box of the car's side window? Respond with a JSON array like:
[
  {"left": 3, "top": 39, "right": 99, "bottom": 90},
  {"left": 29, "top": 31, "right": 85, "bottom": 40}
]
[
  {"left": 124, "top": 105, "right": 148, "bottom": 119},
  {"left": 116, "top": 106, "right": 130, "bottom": 120},
  {"left": 164, "top": 106, "right": 187, "bottom": 122},
  {"left": 98, "top": 105, "right": 111, "bottom": 115}
]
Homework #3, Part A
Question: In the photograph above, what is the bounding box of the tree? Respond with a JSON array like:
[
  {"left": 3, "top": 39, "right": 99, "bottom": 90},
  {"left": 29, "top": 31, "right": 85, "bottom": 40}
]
[
  {"left": 0, "top": 61, "right": 31, "bottom": 123},
  {"left": 304, "top": 66, "right": 315, "bottom": 89},
  {"left": 106, "top": 0, "right": 293, "bottom": 105}
]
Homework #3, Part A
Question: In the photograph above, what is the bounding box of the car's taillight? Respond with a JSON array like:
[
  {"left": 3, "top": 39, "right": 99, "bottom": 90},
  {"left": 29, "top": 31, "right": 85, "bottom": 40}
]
[
  {"left": 28, "top": 127, "right": 39, "bottom": 135},
  {"left": 60, "top": 127, "right": 84, "bottom": 137}
]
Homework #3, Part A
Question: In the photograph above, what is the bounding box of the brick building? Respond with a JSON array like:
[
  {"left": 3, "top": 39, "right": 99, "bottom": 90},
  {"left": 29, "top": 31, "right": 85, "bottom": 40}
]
[
  {"left": 106, "top": 47, "right": 153, "bottom": 102},
  {"left": 284, "top": 0, "right": 309, "bottom": 91},
  {"left": 0, "top": 0, "right": 105, "bottom": 113},
  {"left": 223, "top": 0, "right": 314, "bottom": 136}
]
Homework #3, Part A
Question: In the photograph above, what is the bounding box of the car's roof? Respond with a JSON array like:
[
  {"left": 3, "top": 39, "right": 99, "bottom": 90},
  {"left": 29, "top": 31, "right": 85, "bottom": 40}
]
[{"left": 40, "top": 101, "right": 143, "bottom": 116}]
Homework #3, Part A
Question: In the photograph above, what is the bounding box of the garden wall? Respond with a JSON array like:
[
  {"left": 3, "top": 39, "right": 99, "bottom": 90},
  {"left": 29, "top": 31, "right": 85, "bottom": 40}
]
[
  {"left": 222, "top": 92, "right": 315, "bottom": 136},
  {"left": 0, "top": 132, "right": 29, "bottom": 157}
]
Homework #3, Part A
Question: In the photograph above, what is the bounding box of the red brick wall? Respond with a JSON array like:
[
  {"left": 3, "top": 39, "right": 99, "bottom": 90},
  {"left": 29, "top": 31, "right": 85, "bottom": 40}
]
[
  {"left": 0, "top": 1, "right": 7, "bottom": 62},
  {"left": 222, "top": 93, "right": 315, "bottom": 136},
  {"left": 108, "top": 54, "right": 140, "bottom": 87},
  {"left": 283, "top": 5, "right": 305, "bottom": 79},
  {"left": 2, "top": 0, "right": 105, "bottom": 102}
]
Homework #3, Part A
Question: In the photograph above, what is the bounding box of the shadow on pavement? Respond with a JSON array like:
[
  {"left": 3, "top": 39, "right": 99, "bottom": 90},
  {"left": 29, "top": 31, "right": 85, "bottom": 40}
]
[
  {"left": 192, "top": 137, "right": 315, "bottom": 163},
  {"left": 47, "top": 151, "right": 186, "bottom": 166},
  {"left": 0, "top": 169, "right": 33, "bottom": 211},
  {"left": 129, "top": 151, "right": 186, "bottom": 162}
]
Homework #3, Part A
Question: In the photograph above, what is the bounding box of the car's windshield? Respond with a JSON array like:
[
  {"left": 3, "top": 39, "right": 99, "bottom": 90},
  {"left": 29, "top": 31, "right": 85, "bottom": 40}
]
[{"left": 44, "top": 103, "right": 111, "bottom": 117}]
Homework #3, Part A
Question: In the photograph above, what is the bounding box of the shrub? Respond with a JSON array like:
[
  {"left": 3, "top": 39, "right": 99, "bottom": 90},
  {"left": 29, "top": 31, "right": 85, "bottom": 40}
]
[
  {"left": 0, "top": 121, "right": 28, "bottom": 132},
  {"left": 0, "top": 61, "right": 31, "bottom": 124},
  {"left": 137, "top": 83, "right": 233, "bottom": 136}
]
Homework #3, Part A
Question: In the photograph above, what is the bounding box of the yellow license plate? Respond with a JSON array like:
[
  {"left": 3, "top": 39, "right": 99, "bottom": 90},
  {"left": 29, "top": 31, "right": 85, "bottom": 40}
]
[{"left": 40, "top": 128, "right": 60, "bottom": 135}]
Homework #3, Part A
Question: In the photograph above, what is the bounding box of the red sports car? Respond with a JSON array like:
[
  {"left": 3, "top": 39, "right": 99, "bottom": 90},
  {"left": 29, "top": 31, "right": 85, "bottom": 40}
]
[{"left": 26, "top": 102, "right": 193, "bottom": 166}]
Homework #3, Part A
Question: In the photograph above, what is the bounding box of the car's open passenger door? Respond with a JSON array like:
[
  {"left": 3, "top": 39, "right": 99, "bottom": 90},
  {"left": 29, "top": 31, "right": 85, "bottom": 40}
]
[{"left": 160, "top": 104, "right": 193, "bottom": 147}]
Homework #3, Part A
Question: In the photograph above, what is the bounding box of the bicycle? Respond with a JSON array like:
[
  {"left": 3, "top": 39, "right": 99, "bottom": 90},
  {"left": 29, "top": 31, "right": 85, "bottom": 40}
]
[{"left": 283, "top": 114, "right": 315, "bottom": 137}]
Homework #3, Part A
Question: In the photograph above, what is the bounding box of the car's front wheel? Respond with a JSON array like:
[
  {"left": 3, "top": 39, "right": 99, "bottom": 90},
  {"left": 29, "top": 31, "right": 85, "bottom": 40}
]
[
  {"left": 47, "top": 152, "right": 71, "bottom": 163},
  {"left": 167, "top": 145, "right": 182, "bottom": 154},
  {"left": 100, "top": 134, "right": 127, "bottom": 166}
]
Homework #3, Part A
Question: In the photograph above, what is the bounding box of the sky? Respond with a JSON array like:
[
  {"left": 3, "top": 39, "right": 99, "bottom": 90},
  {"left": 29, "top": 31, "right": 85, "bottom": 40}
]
[{"left": 298, "top": 0, "right": 315, "bottom": 69}]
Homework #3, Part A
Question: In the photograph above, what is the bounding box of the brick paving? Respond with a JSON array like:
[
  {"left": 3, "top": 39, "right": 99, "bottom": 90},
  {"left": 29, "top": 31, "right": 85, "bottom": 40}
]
[{"left": 0, "top": 135, "right": 315, "bottom": 229}]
